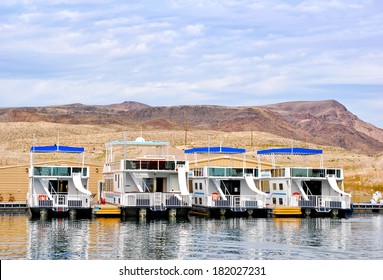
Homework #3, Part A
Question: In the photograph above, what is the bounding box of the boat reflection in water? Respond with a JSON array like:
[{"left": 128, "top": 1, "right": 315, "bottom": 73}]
[{"left": 0, "top": 213, "right": 379, "bottom": 260}]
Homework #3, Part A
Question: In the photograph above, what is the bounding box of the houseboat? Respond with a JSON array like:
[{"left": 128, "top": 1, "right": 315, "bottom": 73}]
[
  {"left": 27, "top": 145, "right": 92, "bottom": 218},
  {"left": 257, "top": 148, "right": 352, "bottom": 218},
  {"left": 184, "top": 146, "right": 268, "bottom": 218},
  {"left": 100, "top": 137, "right": 192, "bottom": 219}
]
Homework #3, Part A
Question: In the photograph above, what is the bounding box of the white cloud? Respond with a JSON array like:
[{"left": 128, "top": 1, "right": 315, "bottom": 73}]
[
  {"left": 184, "top": 24, "right": 205, "bottom": 35},
  {"left": 0, "top": 0, "right": 383, "bottom": 127}
]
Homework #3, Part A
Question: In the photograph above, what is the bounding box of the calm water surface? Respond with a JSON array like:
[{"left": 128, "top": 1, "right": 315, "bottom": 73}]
[{"left": 0, "top": 213, "right": 382, "bottom": 260}]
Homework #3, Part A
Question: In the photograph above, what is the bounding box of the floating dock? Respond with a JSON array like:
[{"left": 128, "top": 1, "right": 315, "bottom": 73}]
[
  {"left": 352, "top": 203, "right": 383, "bottom": 212},
  {"left": 0, "top": 202, "right": 27, "bottom": 212},
  {"left": 273, "top": 206, "right": 302, "bottom": 217},
  {"left": 92, "top": 205, "right": 121, "bottom": 216}
]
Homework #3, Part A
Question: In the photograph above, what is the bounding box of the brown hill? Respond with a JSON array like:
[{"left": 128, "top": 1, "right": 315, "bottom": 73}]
[
  {"left": 0, "top": 100, "right": 382, "bottom": 155},
  {"left": 266, "top": 100, "right": 383, "bottom": 154}
]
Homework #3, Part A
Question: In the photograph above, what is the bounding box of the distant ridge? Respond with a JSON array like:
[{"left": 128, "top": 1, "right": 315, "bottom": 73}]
[{"left": 0, "top": 100, "right": 382, "bottom": 155}]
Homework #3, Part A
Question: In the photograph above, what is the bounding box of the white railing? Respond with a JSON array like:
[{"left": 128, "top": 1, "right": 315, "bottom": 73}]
[
  {"left": 29, "top": 193, "right": 91, "bottom": 208},
  {"left": 120, "top": 192, "right": 192, "bottom": 208},
  {"left": 290, "top": 195, "right": 351, "bottom": 209},
  {"left": 204, "top": 194, "right": 266, "bottom": 209}
]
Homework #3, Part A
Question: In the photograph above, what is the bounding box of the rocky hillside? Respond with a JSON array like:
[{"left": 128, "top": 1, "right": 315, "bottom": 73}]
[
  {"left": 1, "top": 100, "right": 382, "bottom": 155},
  {"left": 265, "top": 100, "right": 383, "bottom": 155}
]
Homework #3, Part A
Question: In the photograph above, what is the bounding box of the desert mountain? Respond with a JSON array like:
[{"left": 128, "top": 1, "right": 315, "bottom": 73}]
[{"left": 0, "top": 100, "right": 382, "bottom": 155}]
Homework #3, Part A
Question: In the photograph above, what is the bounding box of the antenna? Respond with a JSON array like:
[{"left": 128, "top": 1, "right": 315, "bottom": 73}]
[
  {"left": 30, "top": 133, "right": 36, "bottom": 167},
  {"left": 208, "top": 136, "right": 211, "bottom": 167},
  {"left": 251, "top": 131, "right": 253, "bottom": 147}
]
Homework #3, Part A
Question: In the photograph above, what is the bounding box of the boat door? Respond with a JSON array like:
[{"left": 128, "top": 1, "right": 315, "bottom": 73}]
[
  {"left": 156, "top": 178, "right": 166, "bottom": 192},
  {"left": 49, "top": 179, "right": 68, "bottom": 194},
  {"left": 221, "top": 180, "right": 240, "bottom": 195},
  {"left": 49, "top": 179, "right": 68, "bottom": 206},
  {"left": 303, "top": 181, "right": 322, "bottom": 196}
]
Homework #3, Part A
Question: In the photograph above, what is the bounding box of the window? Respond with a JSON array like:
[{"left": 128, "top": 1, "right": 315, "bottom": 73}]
[
  {"left": 279, "top": 183, "right": 283, "bottom": 190},
  {"left": 195, "top": 197, "right": 198, "bottom": 204},
  {"left": 261, "top": 180, "right": 270, "bottom": 192},
  {"left": 199, "top": 183, "right": 203, "bottom": 190},
  {"left": 273, "top": 183, "right": 277, "bottom": 190},
  {"left": 199, "top": 197, "right": 202, "bottom": 205},
  {"left": 279, "top": 198, "right": 283, "bottom": 205},
  {"left": 195, "top": 183, "right": 198, "bottom": 190},
  {"left": 272, "top": 197, "right": 277, "bottom": 205}
]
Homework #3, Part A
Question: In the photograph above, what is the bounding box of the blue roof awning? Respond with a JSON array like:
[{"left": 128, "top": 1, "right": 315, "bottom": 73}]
[
  {"left": 184, "top": 146, "right": 246, "bottom": 154},
  {"left": 257, "top": 148, "right": 322, "bottom": 155},
  {"left": 30, "top": 145, "right": 85, "bottom": 153}
]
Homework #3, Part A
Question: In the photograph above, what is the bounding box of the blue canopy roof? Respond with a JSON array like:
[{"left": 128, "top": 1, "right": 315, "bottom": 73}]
[
  {"left": 184, "top": 146, "right": 246, "bottom": 154},
  {"left": 257, "top": 148, "right": 322, "bottom": 155},
  {"left": 30, "top": 145, "right": 85, "bottom": 153}
]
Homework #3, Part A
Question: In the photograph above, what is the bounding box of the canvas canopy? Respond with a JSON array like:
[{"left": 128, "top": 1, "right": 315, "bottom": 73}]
[
  {"left": 257, "top": 148, "right": 322, "bottom": 155},
  {"left": 30, "top": 145, "right": 85, "bottom": 153},
  {"left": 184, "top": 146, "right": 246, "bottom": 154}
]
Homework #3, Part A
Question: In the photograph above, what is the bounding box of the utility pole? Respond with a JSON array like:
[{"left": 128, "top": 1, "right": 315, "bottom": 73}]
[
  {"left": 251, "top": 131, "right": 253, "bottom": 147},
  {"left": 184, "top": 110, "right": 188, "bottom": 146}
]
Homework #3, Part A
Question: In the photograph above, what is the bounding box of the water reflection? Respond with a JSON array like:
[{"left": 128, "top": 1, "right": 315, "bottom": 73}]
[
  {"left": 0, "top": 213, "right": 382, "bottom": 260},
  {"left": 28, "top": 218, "right": 90, "bottom": 260}
]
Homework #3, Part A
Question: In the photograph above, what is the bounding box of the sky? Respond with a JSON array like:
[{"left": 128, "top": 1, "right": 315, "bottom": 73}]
[{"left": 1, "top": 0, "right": 383, "bottom": 127}]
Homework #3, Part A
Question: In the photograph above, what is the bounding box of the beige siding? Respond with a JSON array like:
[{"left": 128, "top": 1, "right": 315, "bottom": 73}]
[
  {"left": 189, "top": 156, "right": 273, "bottom": 169},
  {"left": 0, "top": 161, "right": 103, "bottom": 203},
  {"left": 0, "top": 166, "right": 29, "bottom": 202}
]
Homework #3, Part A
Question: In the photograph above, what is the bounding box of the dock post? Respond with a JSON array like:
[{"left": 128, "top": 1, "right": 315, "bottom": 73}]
[
  {"left": 121, "top": 208, "right": 126, "bottom": 219},
  {"left": 139, "top": 208, "right": 147, "bottom": 219},
  {"left": 331, "top": 209, "right": 338, "bottom": 218},
  {"left": 220, "top": 209, "right": 226, "bottom": 217},
  {"left": 69, "top": 209, "right": 77, "bottom": 219},
  {"left": 304, "top": 209, "right": 311, "bottom": 217},
  {"left": 169, "top": 208, "right": 177, "bottom": 219},
  {"left": 40, "top": 209, "right": 48, "bottom": 219},
  {"left": 247, "top": 209, "right": 253, "bottom": 217}
]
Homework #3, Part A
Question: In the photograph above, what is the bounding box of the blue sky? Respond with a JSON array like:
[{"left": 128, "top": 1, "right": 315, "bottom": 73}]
[{"left": 1, "top": 0, "right": 383, "bottom": 127}]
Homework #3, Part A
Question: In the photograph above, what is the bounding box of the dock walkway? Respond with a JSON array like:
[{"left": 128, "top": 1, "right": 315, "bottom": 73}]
[
  {"left": 352, "top": 203, "right": 383, "bottom": 212},
  {"left": 0, "top": 202, "right": 27, "bottom": 212}
]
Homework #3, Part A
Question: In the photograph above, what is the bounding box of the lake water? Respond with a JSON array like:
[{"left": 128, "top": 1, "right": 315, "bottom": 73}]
[{"left": 1, "top": 213, "right": 382, "bottom": 260}]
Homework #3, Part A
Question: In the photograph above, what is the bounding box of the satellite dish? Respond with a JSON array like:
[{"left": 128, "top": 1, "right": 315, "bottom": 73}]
[{"left": 135, "top": 137, "right": 145, "bottom": 142}]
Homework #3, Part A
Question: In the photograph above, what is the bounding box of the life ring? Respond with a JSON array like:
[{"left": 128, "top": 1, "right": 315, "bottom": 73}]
[
  {"left": 212, "top": 192, "right": 219, "bottom": 201},
  {"left": 292, "top": 192, "right": 301, "bottom": 199},
  {"left": 38, "top": 194, "right": 47, "bottom": 200}
]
